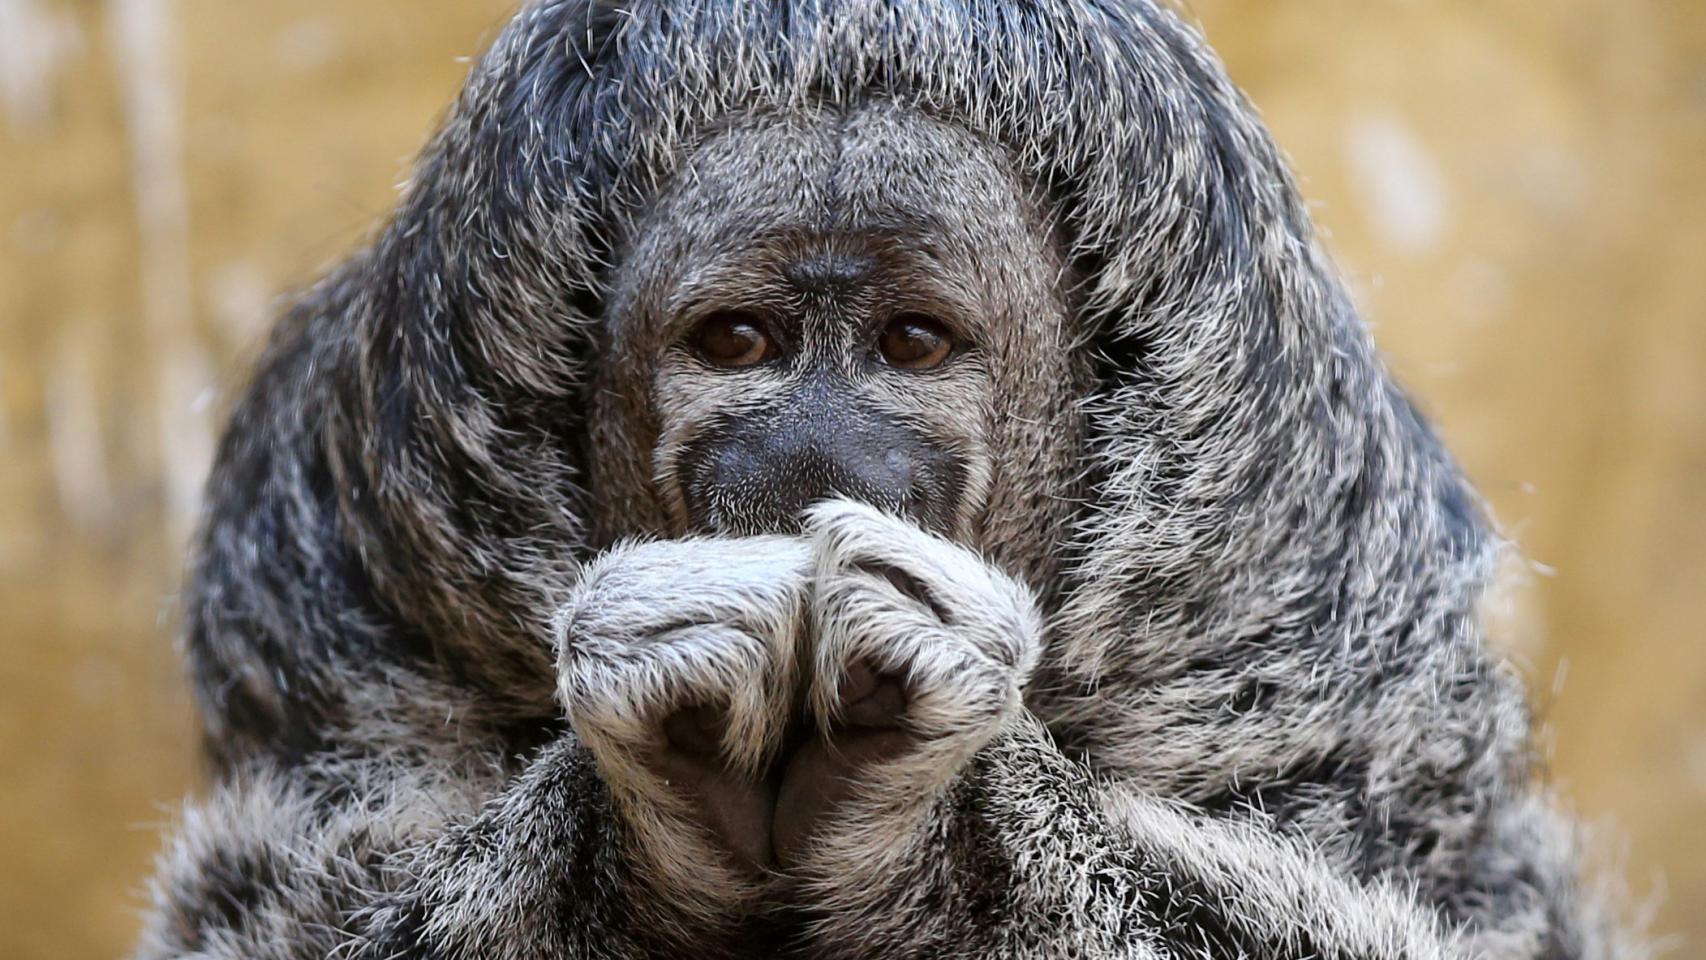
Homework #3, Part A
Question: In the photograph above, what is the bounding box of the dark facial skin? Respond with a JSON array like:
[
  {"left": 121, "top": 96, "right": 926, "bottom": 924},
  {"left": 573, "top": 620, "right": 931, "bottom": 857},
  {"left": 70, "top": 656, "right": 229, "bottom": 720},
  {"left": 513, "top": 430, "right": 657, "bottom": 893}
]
[
  {"left": 586, "top": 104, "right": 1082, "bottom": 879},
  {"left": 670, "top": 247, "right": 980, "bottom": 537},
  {"left": 635, "top": 180, "right": 1008, "bottom": 542},
  {"left": 591, "top": 105, "right": 1072, "bottom": 548}
]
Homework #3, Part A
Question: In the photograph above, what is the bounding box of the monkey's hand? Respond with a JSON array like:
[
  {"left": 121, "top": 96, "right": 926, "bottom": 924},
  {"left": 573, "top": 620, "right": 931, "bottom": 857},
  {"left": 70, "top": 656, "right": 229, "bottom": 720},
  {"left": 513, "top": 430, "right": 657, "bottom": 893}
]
[
  {"left": 555, "top": 535, "right": 810, "bottom": 899},
  {"left": 772, "top": 499, "right": 1042, "bottom": 868}
]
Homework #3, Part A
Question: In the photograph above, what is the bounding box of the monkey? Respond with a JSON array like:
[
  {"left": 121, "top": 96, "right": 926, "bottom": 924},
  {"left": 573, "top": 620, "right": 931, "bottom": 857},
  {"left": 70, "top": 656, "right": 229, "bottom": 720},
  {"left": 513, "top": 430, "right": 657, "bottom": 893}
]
[{"left": 133, "top": 1, "right": 1641, "bottom": 958}]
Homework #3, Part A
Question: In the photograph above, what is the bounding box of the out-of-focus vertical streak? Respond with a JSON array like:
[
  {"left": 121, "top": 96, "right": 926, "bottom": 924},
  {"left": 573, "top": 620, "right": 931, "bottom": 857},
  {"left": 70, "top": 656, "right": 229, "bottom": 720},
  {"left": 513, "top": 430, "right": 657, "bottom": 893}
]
[
  {"left": 0, "top": 0, "right": 83, "bottom": 133},
  {"left": 106, "top": 0, "right": 212, "bottom": 545},
  {"left": 45, "top": 322, "right": 117, "bottom": 534}
]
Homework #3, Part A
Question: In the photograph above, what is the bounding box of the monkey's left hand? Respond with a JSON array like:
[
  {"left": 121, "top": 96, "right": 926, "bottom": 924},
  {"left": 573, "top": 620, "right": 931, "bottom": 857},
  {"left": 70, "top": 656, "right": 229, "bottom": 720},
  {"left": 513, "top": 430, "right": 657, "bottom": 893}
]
[{"left": 772, "top": 500, "right": 1043, "bottom": 868}]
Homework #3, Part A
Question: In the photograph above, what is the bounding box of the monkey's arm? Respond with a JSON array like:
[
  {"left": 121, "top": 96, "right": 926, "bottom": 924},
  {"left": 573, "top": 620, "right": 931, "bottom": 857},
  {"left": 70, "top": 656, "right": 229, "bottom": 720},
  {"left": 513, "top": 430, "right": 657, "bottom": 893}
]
[
  {"left": 792, "top": 714, "right": 1469, "bottom": 960},
  {"left": 788, "top": 502, "right": 1470, "bottom": 959},
  {"left": 141, "top": 535, "right": 812, "bottom": 960},
  {"left": 136, "top": 739, "right": 691, "bottom": 960}
]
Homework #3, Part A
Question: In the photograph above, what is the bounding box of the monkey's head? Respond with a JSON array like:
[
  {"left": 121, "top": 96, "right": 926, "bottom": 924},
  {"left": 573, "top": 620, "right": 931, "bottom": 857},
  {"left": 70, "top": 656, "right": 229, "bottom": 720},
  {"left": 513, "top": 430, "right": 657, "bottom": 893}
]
[
  {"left": 262, "top": 0, "right": 1488, "bottom": 737},
  {"left": 587, "top": 106, "right": 1083, "bottom": 576}
]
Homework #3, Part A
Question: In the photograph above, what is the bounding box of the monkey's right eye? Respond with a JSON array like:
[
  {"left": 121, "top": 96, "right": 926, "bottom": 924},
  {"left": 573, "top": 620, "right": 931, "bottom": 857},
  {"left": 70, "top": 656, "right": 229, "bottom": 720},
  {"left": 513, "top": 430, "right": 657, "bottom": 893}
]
[{"left": 694, "top": 312, "right": 776, "bottom": 368}]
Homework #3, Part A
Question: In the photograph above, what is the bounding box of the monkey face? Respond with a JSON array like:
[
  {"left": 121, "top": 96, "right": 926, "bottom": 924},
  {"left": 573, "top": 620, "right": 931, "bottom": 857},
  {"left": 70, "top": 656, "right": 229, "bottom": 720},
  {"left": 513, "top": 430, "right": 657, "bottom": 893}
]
[
  {"left": 590, "top": 105, "right": 1082, "bottom": 557},
  {"left": 662, "top": 264, "right": 983, "bottom": 537}
]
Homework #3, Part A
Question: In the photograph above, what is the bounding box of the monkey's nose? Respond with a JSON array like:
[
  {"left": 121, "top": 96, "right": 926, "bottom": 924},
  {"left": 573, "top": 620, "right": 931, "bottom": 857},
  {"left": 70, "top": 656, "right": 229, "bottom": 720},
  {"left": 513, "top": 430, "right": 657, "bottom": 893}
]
[
  {"left": 723, "top": 422, "right": 893, "bottom": 521},
  {"left": 779, "top": 434, "right": 916, "bottom": 517},
  {"left": 683, "top": 372, "right": 957, "bottom": 535},
  {"left": 696, "top": 416, "right": 919, "bottom": 535}
]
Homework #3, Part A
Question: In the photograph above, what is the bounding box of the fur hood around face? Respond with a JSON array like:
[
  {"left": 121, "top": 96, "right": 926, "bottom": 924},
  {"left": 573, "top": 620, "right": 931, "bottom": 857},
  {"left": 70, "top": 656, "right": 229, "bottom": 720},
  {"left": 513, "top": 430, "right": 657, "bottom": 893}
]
[
  {"left": 195, "top": 0, "right": 1508, "bottom": 819},
  {"left": 169, "top": 5, "right": 1637, "bottom": 955}
]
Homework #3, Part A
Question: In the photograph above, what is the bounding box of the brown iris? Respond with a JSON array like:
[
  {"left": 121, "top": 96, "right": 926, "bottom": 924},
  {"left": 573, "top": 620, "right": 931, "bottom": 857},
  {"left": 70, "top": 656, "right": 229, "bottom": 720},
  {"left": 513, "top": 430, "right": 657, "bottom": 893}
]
[
  {"left": 878, "top": 315, "right": 954, "bottom": 370},
  {"left": 694, "top": 312, "right": 774, "bottom": 367}
]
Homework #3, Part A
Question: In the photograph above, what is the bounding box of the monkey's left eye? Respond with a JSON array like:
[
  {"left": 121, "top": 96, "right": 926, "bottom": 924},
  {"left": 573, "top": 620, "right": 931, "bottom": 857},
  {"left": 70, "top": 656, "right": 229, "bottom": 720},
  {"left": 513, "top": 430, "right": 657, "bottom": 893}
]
[
  {"left": 877, "top": 315, "right": 955, "bottom": 370},
  {"left": 694, "top": 312, "right": 776, "bottom": 368}
]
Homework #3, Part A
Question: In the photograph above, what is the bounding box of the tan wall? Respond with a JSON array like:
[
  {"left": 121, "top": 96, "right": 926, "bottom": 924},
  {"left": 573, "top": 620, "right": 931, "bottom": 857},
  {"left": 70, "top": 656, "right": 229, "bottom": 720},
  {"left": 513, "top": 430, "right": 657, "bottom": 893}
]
[{"left": 1, "top": 1, "right": 1700, "bottom": 956}]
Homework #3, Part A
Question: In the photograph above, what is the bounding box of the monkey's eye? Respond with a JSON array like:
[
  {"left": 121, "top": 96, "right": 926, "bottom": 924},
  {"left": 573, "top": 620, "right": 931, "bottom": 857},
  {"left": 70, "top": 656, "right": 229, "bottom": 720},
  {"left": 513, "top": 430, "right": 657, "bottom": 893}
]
[
  {"left": 694, "top": 312, "right": 775, "bottom": 368},
  {"left": 877, "top": 315, "right": 955, "bottom": 370}
]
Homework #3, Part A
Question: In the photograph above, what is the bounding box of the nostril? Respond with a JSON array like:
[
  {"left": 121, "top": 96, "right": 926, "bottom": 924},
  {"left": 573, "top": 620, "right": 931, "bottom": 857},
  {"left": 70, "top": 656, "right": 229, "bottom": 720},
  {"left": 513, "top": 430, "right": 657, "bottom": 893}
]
[
  {"left": 833, "top": 443, "right": 913, "bottom": 507},
  {"left": 881, "top": 447, "right": 914, "bottom": 488},
  {"left": 709, "top": 438, "right": 765, "bottom": 490}
]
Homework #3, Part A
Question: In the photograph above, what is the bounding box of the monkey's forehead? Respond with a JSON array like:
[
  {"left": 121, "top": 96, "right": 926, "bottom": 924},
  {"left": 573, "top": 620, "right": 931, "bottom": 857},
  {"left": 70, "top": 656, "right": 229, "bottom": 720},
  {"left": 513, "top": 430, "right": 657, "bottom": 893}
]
[
  {"left": 598, "top": 105, "right": 1053, "bottom": 323},
  {"left": 623, "top": 105, "right": 1040, "bottom": 255}
]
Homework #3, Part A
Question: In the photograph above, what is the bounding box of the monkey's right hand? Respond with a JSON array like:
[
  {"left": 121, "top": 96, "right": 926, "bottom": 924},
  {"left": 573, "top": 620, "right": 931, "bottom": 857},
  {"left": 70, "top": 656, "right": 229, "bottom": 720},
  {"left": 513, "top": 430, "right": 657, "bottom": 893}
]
[{"left": 554, "top": 535, "right": 810, "bottom": 898}]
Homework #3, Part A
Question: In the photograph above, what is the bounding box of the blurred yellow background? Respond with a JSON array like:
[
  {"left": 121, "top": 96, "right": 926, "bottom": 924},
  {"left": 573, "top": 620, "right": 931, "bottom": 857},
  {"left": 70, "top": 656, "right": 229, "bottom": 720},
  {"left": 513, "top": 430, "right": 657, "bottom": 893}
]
[{"left": 1, "top": 1, "right": 1701, "bottom": 956}]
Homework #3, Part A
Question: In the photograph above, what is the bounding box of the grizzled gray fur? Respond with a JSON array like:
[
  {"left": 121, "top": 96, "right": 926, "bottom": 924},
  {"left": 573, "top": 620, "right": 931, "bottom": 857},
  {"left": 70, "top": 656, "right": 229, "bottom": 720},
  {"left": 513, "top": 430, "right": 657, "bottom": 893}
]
[{"left": 135, "top": 1, "right": 1637, "bottom": 958}]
